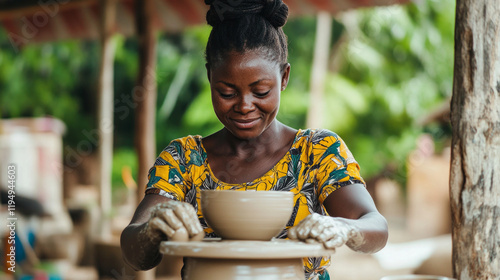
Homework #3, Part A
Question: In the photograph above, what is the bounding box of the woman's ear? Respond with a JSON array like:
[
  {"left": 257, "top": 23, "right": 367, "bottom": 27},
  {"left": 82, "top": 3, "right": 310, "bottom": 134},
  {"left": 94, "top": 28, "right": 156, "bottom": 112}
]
[
  {"left": 281, "top": 63, "right": 291, "bottom": 91},
  {"left": 206, "top": 63, "right": 211, "bottom": 83}
]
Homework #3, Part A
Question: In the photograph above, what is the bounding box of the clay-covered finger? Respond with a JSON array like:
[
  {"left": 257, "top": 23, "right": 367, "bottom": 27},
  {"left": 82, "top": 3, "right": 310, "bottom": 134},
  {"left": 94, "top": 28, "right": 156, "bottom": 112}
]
[
  {"left": 158, "top": 208, "right": 183, "bottom": 230},
  {"left": 305, "top": 238, "right": 318, "bottom": 244},
  {"left": 183, "top": 203, "right": 203, "bottom": 233},
  {"left": 150, "top": 203, "right": 166, "bottom": 218},
  {"left": 189, "top": 230, "right": 205, "bottom": 242},
  {"left": 317, "top": 226, "right": 333, "bottom": 243},
  {"left": 319, "top": 226, "right": 349, "bottom": 245},
  {"left": 296, "top": 224, "right": 311, "bottom": 240},
  {"left": 309, "top": 220, "right": 328, "bottom": 238},
  {"left": 324, "top": 235, "right": 347, "bottom": 249},
  {"left": 187, "top": 204, "right": 204, "bottom": 232},
  {"left": 176, "top": 203, "right": 202, "bottom": 236},
  {"left": 170, "top": 203, "right": 190, "bottom": 226},
  {"left": 292, "top": 216, "right": 311, "bottom": 239},
  {"left": 148, "top": 217, "right": 176, "bottom": 238},
  {"left": 321, "top": 237, "right": 336, "bottom": 249},
  {"left": 321, "top": 228, "right": 349, "bottom": 249},
  {"left": 288, "top": 227, "right": 298, "bottom": 240},
  {"left": 297, "top": 214, "right": 321, "bottom": 240},
  {"left": 170, "top": 227, "right": 189, "bottom": 242}
]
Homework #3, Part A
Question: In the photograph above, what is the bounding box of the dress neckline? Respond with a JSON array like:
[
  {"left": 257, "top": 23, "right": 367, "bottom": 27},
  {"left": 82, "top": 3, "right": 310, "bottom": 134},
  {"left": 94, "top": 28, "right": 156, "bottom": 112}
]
[{"left": 198, "top": 129, "right": 304, "bottom": 186}]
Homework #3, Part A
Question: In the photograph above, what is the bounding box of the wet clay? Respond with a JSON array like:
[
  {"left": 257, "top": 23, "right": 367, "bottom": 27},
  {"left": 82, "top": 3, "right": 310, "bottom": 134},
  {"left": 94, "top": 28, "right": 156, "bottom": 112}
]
[
  {"left": 380, "top": 276, "right": 456, "bottom": 280},
  {"left": 161, "top": 239, "right": 335, "bottom": 280},
  {"left": 160, "top": 192, "right": 336, "bottom": 279},
  {"left": 145, "top": 200, "right": 203, "bottom": 242},
  {"left": 201, "top": 190, "right": 294, "bottom": 240},
  {"left": 160, "top": 239, "right": 335, "bottom": 259},
  {"left": 184, "top": 258, "right": 304, "bottom": 280},
  {"left": 288, "top": 213, "right": 365, "bottom": 250}
]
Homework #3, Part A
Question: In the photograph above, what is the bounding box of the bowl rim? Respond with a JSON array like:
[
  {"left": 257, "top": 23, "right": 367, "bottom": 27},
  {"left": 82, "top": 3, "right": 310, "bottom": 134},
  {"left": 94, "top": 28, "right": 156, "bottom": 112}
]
[{"left": 380, "top": 275, "right": 456, "bottom": 280}]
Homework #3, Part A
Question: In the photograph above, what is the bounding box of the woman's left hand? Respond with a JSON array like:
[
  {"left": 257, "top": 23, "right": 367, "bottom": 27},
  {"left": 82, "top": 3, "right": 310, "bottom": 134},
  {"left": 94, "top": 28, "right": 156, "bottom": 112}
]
[{"left": 288, "top": 213, "right": 365, "bottom": 250}]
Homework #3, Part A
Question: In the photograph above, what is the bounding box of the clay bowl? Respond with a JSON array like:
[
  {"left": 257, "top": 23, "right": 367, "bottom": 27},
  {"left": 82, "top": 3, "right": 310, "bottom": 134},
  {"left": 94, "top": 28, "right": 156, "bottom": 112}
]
[
  {"left": 200, "top": 190, "right": 294, "bottom": 240},
  {"left": 380, "top": 276, "right": 456, "bottom": 280}
]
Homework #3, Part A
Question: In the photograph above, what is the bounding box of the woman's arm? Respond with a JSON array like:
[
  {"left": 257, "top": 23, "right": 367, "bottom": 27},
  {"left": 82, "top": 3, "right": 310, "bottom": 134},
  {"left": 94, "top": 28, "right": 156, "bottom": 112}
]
[
  {"left": 289, "top": 183, "right": 388, "bottom": 253},
  {"left": 322, "top": 183, "right": 388, "bottom": 253},
  {"left": 121, "top": 194, "right": 168, "bottom": 270},
  {"left": 120, "top": 194, "right": 203, "bottom": 270}
]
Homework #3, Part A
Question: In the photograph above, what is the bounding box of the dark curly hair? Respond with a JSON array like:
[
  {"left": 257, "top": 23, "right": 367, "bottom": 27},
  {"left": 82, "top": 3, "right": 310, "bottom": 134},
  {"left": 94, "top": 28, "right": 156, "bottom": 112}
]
[{"left": 205, "top": 0, "right": 289, "bottom": 68}]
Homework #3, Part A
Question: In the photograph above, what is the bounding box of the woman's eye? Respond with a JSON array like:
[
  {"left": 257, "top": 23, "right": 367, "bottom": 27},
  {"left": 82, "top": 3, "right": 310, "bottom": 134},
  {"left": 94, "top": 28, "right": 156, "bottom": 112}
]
[
  {"left": 254, "top": 90, "right": 270, "bottom": 97},
  {"left": 218, "top": 91, "right": 236, "bottom": 98}
]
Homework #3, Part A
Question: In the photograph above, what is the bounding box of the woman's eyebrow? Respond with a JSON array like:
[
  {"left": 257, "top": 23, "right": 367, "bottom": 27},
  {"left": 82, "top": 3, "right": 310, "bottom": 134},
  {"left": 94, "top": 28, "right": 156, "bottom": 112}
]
[
  {"left": 215, "top": 81, "right": 236, "bottom": 88},
  {"left": 215, "top": 79, "right": 272, "bottom": 87},
  {"left": 249, "top": 79, "right": 272, "bottom": 86}
]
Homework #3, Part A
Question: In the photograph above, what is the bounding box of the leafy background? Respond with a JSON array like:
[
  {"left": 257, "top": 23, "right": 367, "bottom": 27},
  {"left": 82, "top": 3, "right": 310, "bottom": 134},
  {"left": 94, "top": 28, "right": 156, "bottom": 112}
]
[{"left": 0, "top": 0, "right": 455, "bottom": 191}]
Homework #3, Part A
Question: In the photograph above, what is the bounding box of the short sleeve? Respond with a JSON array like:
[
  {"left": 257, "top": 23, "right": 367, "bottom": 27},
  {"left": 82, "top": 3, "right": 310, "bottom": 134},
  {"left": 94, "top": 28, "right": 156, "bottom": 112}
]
[
  {"left": 312, "top": 130, "right": 365, "bottom": 204},
  {"left": 144, "top": 140, "right": 189, "bottom": 201}
]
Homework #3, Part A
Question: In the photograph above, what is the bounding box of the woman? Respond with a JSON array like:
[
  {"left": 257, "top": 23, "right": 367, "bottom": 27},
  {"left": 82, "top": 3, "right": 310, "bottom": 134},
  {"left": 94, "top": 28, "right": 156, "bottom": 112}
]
[{"left": 121, "top": 1, "right": 388, "bottom": 279}]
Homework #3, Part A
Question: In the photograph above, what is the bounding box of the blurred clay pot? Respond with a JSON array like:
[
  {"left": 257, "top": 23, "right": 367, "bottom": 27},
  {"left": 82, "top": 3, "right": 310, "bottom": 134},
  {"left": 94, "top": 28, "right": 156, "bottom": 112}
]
[
  {"left": 381, "top": 276, "right": 456, "bottom": 280},
  {"left": 200, "top": 190, "right": 294, "bottom": 240}
]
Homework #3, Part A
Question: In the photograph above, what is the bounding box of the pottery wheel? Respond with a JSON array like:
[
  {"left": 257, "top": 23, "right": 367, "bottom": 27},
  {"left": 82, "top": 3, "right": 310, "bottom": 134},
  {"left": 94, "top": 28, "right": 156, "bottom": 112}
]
[
  {"left": 161, "top": 239, "right": 335, "bottom": 280},
  {"left": 160, "top": 239, "right": 335, "bottom": 259}
]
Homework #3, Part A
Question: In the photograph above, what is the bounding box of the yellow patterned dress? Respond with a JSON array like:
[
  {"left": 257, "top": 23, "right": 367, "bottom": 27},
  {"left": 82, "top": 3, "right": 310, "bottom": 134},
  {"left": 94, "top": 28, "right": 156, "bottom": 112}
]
[{"left": 145, "top": 128, "right": 365, "bottom": 279}]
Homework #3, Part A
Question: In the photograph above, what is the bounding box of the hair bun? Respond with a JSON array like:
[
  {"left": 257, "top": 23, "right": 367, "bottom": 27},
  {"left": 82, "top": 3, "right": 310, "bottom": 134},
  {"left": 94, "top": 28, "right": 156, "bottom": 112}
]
[
  {"left": 262, "top": 0, "right": 288, "bottom": 27},
  {"left": 205, "top": 0, "right": 288, "bottom": 28}
]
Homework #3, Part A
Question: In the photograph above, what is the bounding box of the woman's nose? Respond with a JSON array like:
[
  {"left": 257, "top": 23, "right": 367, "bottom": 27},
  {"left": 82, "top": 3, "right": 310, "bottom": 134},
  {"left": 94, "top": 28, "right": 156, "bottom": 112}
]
[{"left": 234, "top": 94, "right": 255, "bottom": 114}]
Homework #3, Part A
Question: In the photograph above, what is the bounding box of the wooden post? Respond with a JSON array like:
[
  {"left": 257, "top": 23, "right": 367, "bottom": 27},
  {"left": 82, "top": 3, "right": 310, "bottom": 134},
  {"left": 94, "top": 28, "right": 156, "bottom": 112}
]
[
  {"left": 134, "top": 0, "right": 157, "bottom": 205},
  {"left": 97, "top": 0, "right": 117, "bottom": 238},
  {"left": 450, "top": 0, "right": 500, "bottom": 279},
  {"left": 134, "top": 1, "right": 157, "bottom": 279},
  {"left": 306, "top": 12, "right": 332, "bottom": 128}
]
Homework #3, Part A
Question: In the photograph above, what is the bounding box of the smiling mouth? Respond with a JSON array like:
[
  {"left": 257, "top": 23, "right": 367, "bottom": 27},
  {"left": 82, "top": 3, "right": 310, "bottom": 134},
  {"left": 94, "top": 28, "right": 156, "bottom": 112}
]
[{"left": 231, "top": 118, "right": 260, "bottom": 129}]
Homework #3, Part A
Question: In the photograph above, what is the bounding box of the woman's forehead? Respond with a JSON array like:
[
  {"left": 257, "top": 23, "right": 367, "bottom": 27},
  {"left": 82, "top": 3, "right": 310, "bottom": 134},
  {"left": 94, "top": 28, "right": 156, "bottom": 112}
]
[{"left": 211, "top": 50, "right": 281, "bottom": 74}]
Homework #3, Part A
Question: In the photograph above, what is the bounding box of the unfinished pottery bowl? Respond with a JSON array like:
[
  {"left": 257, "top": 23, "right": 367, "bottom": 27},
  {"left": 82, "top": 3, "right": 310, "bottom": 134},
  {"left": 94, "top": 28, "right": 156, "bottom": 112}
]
[
  {"left": 200, "top": 190, "right": 294, "bottom": 240},
  {"left": 380, "top": 276, "right": 456, "bottom": 280}
]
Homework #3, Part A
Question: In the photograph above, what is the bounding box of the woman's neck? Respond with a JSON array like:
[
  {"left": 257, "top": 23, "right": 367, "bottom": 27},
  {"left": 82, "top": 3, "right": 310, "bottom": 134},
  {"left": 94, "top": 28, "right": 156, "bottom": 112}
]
[
  {"left": 202, "top": 121, "right": 297, "bottom": 184},
  {"left": 218, "top": 120, "right": 292, "bottom": 158}
]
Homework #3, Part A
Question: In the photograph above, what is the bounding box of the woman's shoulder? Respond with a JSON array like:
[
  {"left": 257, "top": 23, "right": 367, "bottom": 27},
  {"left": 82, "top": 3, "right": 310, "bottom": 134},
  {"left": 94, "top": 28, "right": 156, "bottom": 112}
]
[
  {"left": 167, "top": 135, "right": 202, "bottom": 145},
  {"left": 161, "top": 135, "right": 204, "bottom": 154},
  {"left": 156, "top": 135, "right": 207, "bottom": 167},
  {"left": 294, "top": 128, "right": 342, "bottom": 146}
]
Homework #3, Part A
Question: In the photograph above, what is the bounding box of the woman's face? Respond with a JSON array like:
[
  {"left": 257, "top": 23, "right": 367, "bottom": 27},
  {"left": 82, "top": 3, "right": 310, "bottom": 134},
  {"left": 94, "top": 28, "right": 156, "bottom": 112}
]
[{"left": 208, "top": 50, "right": 290, "bottom": 140}]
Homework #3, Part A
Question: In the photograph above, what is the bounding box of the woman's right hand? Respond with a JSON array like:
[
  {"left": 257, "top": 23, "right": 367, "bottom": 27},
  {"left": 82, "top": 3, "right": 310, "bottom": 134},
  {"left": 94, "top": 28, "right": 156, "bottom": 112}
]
[{"left": 144, "top": 200, "right": 204, "bottom": 243}]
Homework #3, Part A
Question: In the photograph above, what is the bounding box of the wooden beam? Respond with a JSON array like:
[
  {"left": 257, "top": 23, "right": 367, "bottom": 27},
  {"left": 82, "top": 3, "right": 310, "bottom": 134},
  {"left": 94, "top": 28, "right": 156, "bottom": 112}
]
[
  {"left": 450, "top": 0, "right": 500, "bottom": 279},
  {"left": 97, "top": 0, "right": 117, "bottom": 238},
  {"left": 0, "top": 0, "right": 97, "bottom": 20}
]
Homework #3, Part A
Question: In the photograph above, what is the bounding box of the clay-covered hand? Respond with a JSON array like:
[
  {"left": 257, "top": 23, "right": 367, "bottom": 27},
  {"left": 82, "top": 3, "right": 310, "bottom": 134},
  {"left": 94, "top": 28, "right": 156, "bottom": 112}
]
[
  {"left": 144, "top": 200, "right": 204, "bottom": 243},
  {"left": 288, "top": 213, "right": 364, "bottom": 250}
]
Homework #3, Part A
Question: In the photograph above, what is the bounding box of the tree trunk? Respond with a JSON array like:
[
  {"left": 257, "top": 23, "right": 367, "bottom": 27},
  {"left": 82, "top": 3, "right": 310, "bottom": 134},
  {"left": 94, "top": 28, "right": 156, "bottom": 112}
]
[{"left": 450, "top": 0, "right": 500, "bottom": 279}]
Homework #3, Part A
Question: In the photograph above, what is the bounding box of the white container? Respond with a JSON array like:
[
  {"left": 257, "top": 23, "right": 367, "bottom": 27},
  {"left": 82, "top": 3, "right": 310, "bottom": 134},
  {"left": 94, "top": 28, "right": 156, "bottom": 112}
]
[{"left": 0, "top": 117, "right": 72, "bottom": 236}]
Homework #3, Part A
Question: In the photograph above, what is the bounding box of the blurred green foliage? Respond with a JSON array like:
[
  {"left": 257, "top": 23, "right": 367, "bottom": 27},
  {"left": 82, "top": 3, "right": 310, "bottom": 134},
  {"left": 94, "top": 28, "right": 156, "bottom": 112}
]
[
  {"left": 0, "top": 0, "right": 454, "bottom": 188},
  {"left": 330, "top": 0, "right": 455, "bottom": 183}
]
